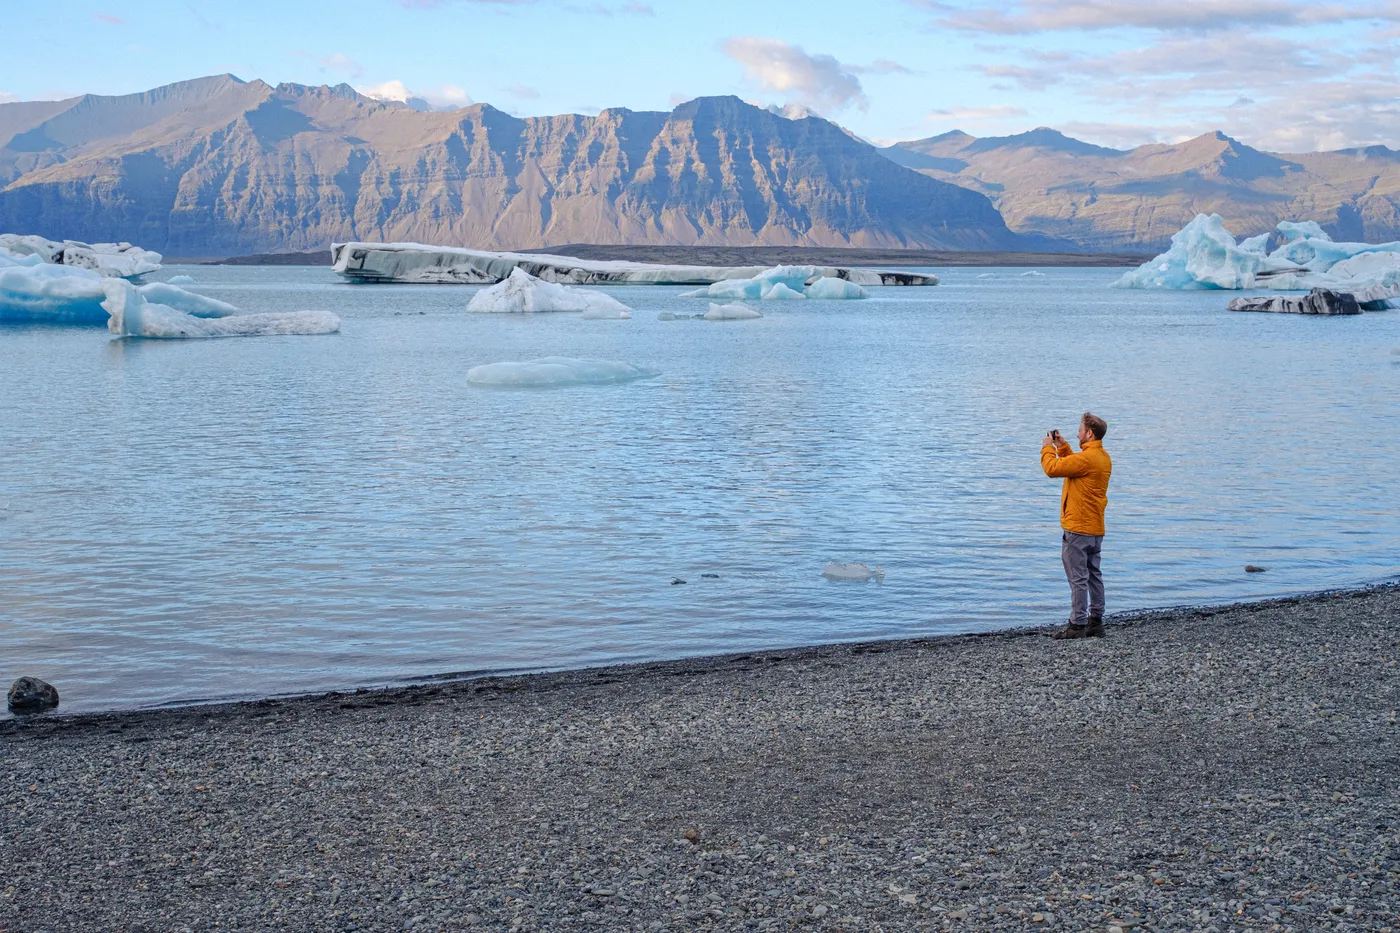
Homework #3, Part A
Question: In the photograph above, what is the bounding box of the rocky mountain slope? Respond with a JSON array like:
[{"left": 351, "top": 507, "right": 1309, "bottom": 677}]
[
  {"left": 881, "top": 129, "right": 1400, "bottom": 251},
  {"left": 0, "top": 76, "right": 1028, "bottom": 256}
]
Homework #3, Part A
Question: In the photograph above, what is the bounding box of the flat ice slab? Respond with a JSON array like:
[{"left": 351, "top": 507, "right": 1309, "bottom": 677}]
[
  {"left": 466, "top": 357, "right": 659, "bottom": 388},
  {"left": 331, "top": 242, "right": 938, "bottom": 288},
  {"left": 102, "top": 280, "right": 339, "bottom": 338},
  {"left": 704, "top": 302, "right": 763, "bottom": 321}
]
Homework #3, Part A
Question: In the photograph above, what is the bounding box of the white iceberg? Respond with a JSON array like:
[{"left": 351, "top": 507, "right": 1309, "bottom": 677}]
[
  {"left": 821, "top": 561, "right": 885, "bottom": 583},
  {"left": 684, "top": 265, "right": 881, "bottom": 301},
  {"left": 976, "top": 272, "right": 996, "bottom": 279},
  {"left": 101, "top": 280, "right": 339, "bottom": 338},
  {"left": 0, "top": 233, "right": 162, "bottom": 278},
  {"left": 581, "top": 304, "right": 632, "bottom": 320},
  {"left": 168, "top": 274, "right": 196, "bottom": 284},
  {"left": 704, "top": 302, "right": 763, "bottom": 321},
  {"left": 466, "top": 357, "right": 658, "bottom": 388},
  {"left": 467, "top": 268, "right": 633, "bottom": 315},
  {"left": 332, "top": 242, "right": 938, "bottom": 287},
  {"left": 761, "top": 282, "right": 806, "bottom": 300},
  {"left": 1020, "top": 270, "right": 1045, "bottom": 276},
  {"left": 1115, "top": 214, "right": 1400, "bottom": 300},
  {"left": 804, "top": 276, "right": 868, "bottom": 300}
]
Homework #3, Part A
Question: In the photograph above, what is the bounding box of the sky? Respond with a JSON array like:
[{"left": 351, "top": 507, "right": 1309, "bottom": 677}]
[{"left": 3, "top": 0, "right": 1398, "bottom": 152}]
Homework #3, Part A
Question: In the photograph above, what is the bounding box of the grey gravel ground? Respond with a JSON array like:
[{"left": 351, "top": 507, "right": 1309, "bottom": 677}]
[{"left": 3, "top": 585, "right": 1399, "bottom": 933}]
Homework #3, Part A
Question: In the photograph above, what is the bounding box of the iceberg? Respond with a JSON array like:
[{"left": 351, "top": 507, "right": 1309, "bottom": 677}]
[
  {"left": 102, "top": 280, "right": 340, "bottom": 338},
  {"left": 821, "top": 561, "right": 885, "bottom": 583},
  {"left": 1115, "top": 213, "right": 1400, "bottom": 296},
  {"left": 466, "top": 357, "right": 658, "bottom": 388},
  {"left": 466, "top": 268, "right": 634, "bottom": 315},
  {"left": 804, "top": 276, "right": 868, "bottom": 299},
  {"left": 331, "top": 242, "right": 939, "bottom": 287},
  {"left": 704, "top": 302, "right": 763, "bottom": 321},
  {"left": 761, "top": 282, "right": 806, "bottom": 300},
  {"left": 0, "top": 233, "right": 162, "bottom": 278},
  {"left": 0, "top": 253, "right": 110, "bottom": 324},
  {"left": 683, "top": 264, "right": 887, "bottom": 300},
  {"left": 1226, "top": 289, "right": 1362, "bottom": 315},
  {"left": 168, "top": 274, "right": 196, "bottom": 284}
]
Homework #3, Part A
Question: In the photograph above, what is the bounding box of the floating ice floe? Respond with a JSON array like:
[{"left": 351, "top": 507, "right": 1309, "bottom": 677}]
[
  {"left": 1021, "top": 270, "right": 1045, "bottom": 276},
  {"left": 0, "top": 233, "right": 162, "bottom": 278},
  {"left": 804, "top": 276, "right": 869, "bottom": 300},
  {"left": 976, "top": 273, "right": 996, "bottom": 279},
  {"left": 102, "top": 280, "right": 340, "bottom": 338},
  {"left": 167, "top": 274, "right": 196, "bottom": 284},
  {"left": 467, "top": 268, "right": 633, "bottom": 316},
  {"left": 331, "top": 242, "right": 939, "bottom": 287},
  {"left": 821, "top": 561, "right": 885, "bottom": 583},
  {"left": 683, "top": 265, "right": 877, "bottom": 301},
  {"left": 1114, "top": 214, "right": 1400, "bottom": 304},
  {"left": 704, "top": 302, "right": 763, "bottom": 321},
  {"left": 466, "top": 357, "right": 659, "bottom": 388}
]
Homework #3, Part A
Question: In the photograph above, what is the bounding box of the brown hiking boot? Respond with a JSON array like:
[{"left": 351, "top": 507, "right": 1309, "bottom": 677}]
[
  {"left": 1052, "top": 623, "right": 1089, "bottom": 640},
  {"left": 1086, "top": 616, "right": 1105, "bottom": 638}
]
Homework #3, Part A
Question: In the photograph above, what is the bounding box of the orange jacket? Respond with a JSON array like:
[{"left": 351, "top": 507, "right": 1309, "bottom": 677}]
[{"left": 1040, "top": 439, "right": 1112, "bottom": 536}]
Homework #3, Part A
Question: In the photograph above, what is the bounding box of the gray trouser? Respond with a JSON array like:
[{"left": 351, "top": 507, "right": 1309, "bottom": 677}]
[{"left": 1061, "top": 531, "right": 1104, "bottom": 626}]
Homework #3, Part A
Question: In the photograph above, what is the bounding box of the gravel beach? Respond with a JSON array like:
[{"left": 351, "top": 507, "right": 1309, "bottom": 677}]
[{"left": 4, "top": 585, "right": 1398, "bottom": 933}]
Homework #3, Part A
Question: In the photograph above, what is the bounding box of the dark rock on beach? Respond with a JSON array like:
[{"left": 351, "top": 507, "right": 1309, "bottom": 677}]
[
  {"left": 2, "top": 585, "right": 1399, "bottom": 932},
  {"left": 7, "top": 676, "right": 59, "bottom": 714}
]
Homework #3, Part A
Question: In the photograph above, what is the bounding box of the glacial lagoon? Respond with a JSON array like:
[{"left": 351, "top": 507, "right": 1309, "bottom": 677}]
[{"left": 1, "top": 264, "right": 1397, "bottom": 713}]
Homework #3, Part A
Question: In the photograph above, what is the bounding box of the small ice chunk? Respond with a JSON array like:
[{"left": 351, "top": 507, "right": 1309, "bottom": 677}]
[
  {"left": 804, "top": 276, "right": 868, "bottom": 299},
  {"left": 102, "top": 280, "right": 339, "bottom": 338},
  {"left": 466, "top": 357, "right": 659, "bottom": 387},
  {"left": 467, "top": 267, "right": 633, "bottom": 315},
  {"left": 976, "top": 272, "right": 996, "bottom": 278},
  {"left": 581, "top": 304, "right": 631, "bottom": 319},
  {"left": 704, "top": 302, "right": 763, "bottom": 321},
  {"left": 168, "top": 274, "right": 196, "bottom": 284},
  {"left": 678, "top": 287, "right": 710, "bottom": 299},
  {"left": 657, "top": 311, "right": 678, "bottom": 321},
  {"left": 821, "top": 561, "right": 885, "bottom": 583},
  {"left": 1020, "top": 270, "right": 1045, "bottom": 276},
  {"left": 761, "top": 282, "right": 806, "bottom": 300}
]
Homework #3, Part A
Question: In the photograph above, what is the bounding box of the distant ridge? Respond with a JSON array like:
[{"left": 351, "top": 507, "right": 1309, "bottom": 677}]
[
  {"left": 881, "top": 127, "right": 1400, "bottom": 250},
  {"left": 0, "top": 77, "right": 1044, "bottom": 256}
]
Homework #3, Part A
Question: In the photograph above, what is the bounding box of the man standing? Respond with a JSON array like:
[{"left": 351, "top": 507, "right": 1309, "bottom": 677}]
[{"left": 1040, "top": 413, "right": 1112, "bottom": 639}]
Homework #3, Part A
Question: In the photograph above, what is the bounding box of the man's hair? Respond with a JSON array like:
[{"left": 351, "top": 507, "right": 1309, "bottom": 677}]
[{"left": 1081, "top": 412, "right": 1108, "bottom": 440}]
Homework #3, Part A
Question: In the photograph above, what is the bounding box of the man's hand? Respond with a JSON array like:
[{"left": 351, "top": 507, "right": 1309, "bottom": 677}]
[{"left": 1043, "top": 430, "right": 1058, "bottom": 448}]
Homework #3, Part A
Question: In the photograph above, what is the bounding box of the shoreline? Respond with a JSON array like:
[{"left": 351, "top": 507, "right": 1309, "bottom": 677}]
[
  {"left": 5, "top": 580, "right": 1393, "bottom": 728},
  {"left": 170, "top": 246, "right": 1153, "bottom": 269},
  {"left": 5, "top": 583, "right": 1398, "bottom": 931}
]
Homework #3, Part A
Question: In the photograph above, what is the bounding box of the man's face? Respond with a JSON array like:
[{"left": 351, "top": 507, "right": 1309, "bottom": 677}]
[{"left": 1078, "top": 420, "right": 1093, "bottom": 445}]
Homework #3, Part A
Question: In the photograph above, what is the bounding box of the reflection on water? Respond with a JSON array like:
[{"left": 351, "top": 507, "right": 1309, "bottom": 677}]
[{"left": 1, "top": 265, "right": 1397, "bottom": 712}]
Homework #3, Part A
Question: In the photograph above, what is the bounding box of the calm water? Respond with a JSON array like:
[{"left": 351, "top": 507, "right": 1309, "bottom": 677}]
[{"left": 2, "top": 265, "right": 1398, "bottom": 713}]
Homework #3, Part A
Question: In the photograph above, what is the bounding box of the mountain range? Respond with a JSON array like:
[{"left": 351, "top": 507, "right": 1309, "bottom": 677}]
[
  {"left": 3, "top": 74, "right": 1399, "bottom": 256},
  {"left": 881, "top": 129, "right": 1400, "bottom": 251},
  {"left": 0, "top": 75, "right": 1023, "bottom": 256}
]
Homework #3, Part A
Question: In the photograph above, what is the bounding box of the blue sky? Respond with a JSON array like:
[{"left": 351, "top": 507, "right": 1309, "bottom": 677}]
[{"left": 4, "top": 0, "right": 1398, "bottom": 151}]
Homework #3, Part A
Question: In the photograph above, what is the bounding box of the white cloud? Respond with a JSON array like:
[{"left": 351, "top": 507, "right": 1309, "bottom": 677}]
[
  {"left": 927, "top": 105, "right": 1030, "bottom": 121},
  {"left": 0, "top": 92, "right": 19, "bottom": 104},
  {"left": 721, "top": 36, "right": 868, "bottom": 112},
  {"left": 356, "top": 80, "right": 474, "bottom": 111},
  {"left": 919, "top": 0, "right": 1399, "bottom": 35}
]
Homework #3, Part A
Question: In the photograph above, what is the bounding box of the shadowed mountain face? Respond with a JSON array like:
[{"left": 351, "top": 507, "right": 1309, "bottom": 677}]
[
  {"left": 882, "top": 128, "right": 1400, "bottom": 250},
  {"left": 0, "top": 76, "right": 1028, "bottom": 255}
]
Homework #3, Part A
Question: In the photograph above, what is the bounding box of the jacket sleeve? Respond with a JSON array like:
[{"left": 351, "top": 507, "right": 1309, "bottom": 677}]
[{"left": 1041, "top": 444, "right": 1093, "bottom": 478}]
